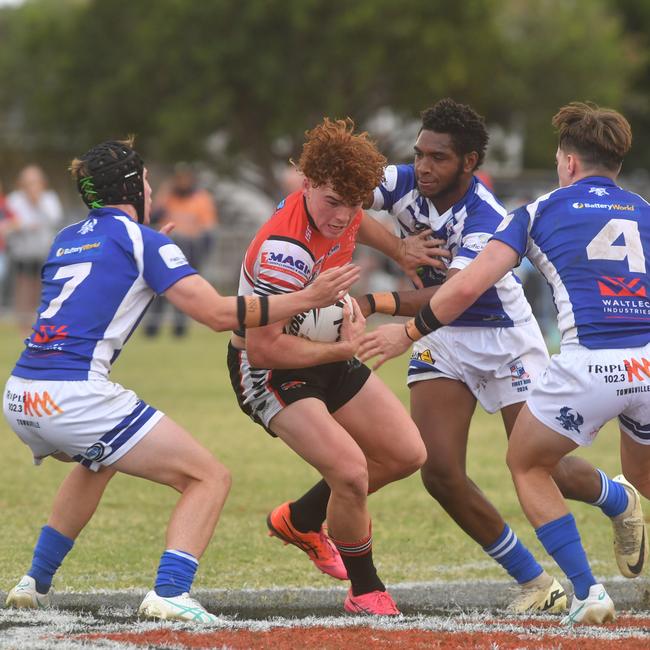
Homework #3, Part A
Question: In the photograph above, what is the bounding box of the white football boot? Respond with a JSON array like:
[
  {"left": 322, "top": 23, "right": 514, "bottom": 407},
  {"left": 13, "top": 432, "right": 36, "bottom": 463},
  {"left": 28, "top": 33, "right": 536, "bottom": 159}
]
[
  {"left": 561, "top": 583, "right": 615, "bottom": 625},
  {"left": 5, "top": 575, "right": 52, "bottom": 609},
  {"left": 138, "top": 590, "right": 219, "bottom": 623}
]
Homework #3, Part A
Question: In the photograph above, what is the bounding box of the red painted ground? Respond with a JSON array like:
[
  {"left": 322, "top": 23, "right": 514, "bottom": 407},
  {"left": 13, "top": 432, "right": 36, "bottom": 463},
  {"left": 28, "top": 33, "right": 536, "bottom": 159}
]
[{"left": 78, "top": 617, "right": 650, "bottom": 650}]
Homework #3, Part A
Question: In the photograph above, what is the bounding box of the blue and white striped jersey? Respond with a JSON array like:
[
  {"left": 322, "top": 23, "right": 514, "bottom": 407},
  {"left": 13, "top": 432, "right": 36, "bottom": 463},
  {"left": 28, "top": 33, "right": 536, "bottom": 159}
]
[
  {"left": 12, "top": 208, "right": 196, "bottom": 380},
  {"left": 371, "top": 164, "right": 531, "bottom": 327},
  {"left": 492, "top": 176, "right": 650, "bottom": 349}
]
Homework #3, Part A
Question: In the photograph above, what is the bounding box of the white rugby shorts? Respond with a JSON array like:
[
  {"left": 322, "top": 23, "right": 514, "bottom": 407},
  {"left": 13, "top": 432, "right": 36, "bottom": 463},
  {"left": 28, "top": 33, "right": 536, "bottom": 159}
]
[
  {"left": 407, "top": 319, "right": 549, "bottom": 413},
  {"left": 3, "top": 376, "right": 164, "bottom": 471},
  {"left": 527, "top": 342, "right": 650, "bottom": 447}
]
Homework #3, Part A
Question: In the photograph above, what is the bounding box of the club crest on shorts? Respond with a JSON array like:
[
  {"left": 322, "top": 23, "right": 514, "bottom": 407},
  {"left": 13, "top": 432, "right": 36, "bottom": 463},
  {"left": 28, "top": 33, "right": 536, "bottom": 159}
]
[
  {"left": 84, "top": 442, "right": 110, "bottom": 461},
  {"left": 280, "top": 381, "right": 306, "bottom": 391},
  {"left": 510, "top": 359, "right": 531, "bottom": 393},
  {"left": 556, "top": 406, "right": 584, "bottom": 433}
]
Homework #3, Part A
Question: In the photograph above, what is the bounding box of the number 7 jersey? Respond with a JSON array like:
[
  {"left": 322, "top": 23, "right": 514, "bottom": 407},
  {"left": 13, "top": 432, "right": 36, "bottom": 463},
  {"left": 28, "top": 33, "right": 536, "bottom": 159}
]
[
  {"left": 12, "top": 208, "right": 197, "bottom": 380},
  {"left": 492, "top": 176, "right": 650, "bottom": 349}
]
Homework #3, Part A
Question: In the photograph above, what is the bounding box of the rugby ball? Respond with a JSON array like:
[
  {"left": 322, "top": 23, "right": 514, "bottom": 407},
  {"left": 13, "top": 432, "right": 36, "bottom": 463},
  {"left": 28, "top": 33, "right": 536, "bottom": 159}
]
[{"left": 284, "top": 294, "right": 353, "bottom": 342}]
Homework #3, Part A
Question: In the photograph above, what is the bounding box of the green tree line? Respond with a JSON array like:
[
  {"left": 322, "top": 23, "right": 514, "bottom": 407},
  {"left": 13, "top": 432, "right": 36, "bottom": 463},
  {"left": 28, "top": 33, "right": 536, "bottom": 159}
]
[{"left": 1, "top": 0, "right": 647, "bottom": 197}]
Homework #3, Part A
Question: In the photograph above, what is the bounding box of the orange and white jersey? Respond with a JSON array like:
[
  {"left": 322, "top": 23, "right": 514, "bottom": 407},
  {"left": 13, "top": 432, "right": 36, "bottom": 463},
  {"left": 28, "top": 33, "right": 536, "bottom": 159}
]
[{"left": 238, "top": 191, "right": 362, "bottom": 300}]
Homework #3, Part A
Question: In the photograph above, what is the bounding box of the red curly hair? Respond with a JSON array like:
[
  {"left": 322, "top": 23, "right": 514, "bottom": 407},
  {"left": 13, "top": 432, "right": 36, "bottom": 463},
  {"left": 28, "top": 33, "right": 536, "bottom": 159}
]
[{"left": 297, "top": 118, "right": 386, "bottom": 206}]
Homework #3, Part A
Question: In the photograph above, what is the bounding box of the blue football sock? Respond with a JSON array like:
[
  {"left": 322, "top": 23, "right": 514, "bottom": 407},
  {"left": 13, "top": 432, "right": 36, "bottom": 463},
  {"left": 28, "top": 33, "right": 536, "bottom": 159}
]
[
  {"left": 591, "top": 469, "right": 628, "bottom": 518},
  {"left": 536, "top": 513, "right": 596, "bottom": 600},
  {"left": 483, "top": 524, "right": 543, "bottom": 584},
  {"left": 154, "top": 549, "right": 198, "bottom": 597},
  {"left": 27, "top": 525, "right": 74, "bottom": 594}
]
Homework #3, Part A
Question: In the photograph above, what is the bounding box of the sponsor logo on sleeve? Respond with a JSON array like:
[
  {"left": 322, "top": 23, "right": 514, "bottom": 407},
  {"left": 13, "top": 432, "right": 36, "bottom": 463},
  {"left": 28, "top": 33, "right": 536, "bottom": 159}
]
[
  {"left": 461, "top": 232, "right": 491, "bottom": 253},
  {"left": 159, "top": 244, "right": 188, "bottom": 269}
]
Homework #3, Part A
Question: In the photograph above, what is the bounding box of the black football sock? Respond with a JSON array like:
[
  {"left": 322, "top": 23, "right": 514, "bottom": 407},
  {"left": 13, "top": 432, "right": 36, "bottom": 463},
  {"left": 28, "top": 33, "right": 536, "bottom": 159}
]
[
  {"left": 332, "top": 531, "right": 385, "bottom": 596},
  {"left": 288, "top": 479, "right": 331, "bottom": 533}
]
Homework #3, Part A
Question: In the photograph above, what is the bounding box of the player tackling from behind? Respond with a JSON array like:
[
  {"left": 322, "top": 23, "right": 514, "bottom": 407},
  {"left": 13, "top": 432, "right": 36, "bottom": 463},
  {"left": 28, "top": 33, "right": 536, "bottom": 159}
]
[
  {"left": 359, "top": 102, "right": 649, "bottom": 625},
  {"left": 228, "top": 118, "right": 427, "bottom": 615},
  {"left": 3, "top": 138, "right": 359, "bottom": 622}
]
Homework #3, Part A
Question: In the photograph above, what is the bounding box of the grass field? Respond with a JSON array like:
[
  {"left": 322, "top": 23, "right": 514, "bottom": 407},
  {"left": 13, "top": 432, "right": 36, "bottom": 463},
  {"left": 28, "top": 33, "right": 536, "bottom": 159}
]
[{"left": 0, "top": 321, "right": 632, "bottom": 594}]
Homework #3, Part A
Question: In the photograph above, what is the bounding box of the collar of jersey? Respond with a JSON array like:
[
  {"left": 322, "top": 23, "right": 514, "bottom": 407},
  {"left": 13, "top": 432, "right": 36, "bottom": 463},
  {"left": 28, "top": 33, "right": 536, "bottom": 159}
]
[
  {"left": 573, "top": 175, "right": 617, "bottom": 187},
  {"left": 88, "top": 207, "right": 133, "bottom": 219},
  {"left": 423, "top": 175, "right": 478, "bottom": 232},
  {"left": 303, "top": 196, "right": 321, "bottom": 234}
]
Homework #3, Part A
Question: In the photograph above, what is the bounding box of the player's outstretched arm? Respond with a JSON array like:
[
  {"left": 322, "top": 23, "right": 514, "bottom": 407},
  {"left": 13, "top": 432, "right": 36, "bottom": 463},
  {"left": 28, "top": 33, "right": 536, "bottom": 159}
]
[
  {"left": 164, "top": 264, "right": 360, "bottom": 333},
  {"left": 357, "top": 286, "right": 440, "bottom": 318},
  {"left": 357, "top": 213, "right": 450, "bottom": 288},
  {"left": 358, "top": 241, "right": 518, "bottom": 369}
]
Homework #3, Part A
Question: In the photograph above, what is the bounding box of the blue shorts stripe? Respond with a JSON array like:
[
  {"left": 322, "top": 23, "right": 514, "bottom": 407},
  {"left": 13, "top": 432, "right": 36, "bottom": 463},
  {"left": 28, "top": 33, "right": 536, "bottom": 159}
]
[
  {"left": 102, "top": 405, "right": 158, "bottom": 460},
  {"left": 99, "top": 400, "right": 148, "bottom": 445},
  {"left": 619, "top": 414, "right": 650, "bottom": 440}
]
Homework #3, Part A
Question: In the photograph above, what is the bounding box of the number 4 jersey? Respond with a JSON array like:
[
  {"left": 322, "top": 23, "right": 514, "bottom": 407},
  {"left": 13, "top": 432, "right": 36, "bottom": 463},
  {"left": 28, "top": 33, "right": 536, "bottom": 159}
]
[
  {"left": 12, "top": 208, "right": 196, "bottom": 380},
  {"left": 492, "top": 176, "right": 650, "bottom": 349}
]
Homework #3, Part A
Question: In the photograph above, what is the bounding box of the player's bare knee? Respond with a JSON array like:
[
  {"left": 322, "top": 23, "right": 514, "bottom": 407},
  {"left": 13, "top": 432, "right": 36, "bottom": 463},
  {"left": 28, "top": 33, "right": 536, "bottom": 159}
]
[
  {"left": 199, "top": 457, "right": 231, "bottom": 492},
  {"left": 387, "top": 450, "right": 425, "bottom": 482},
  {"left": 328, "top": 464, "right": 369, "bottom": 501},
  {"left": 420, "top": 463, "right": 466, "bottom": 498},
  {"left": 401, "top": 436, "right": 427, "bottom": 474},
  {"left": 382, "top": 431, "right": 426, "bottom": 481}
]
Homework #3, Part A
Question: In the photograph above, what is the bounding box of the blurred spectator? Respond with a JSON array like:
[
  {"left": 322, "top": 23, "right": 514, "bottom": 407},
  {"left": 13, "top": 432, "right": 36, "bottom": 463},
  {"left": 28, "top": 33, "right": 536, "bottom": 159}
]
[
  {"left": 280, "top": 165, "right": 305, "bottom": 196},
  {"left": 145, "top": 163, "right": 219, "bottom": 337},
  {"left": 6, "top": 165, "right": 63, "bottom": 329},
  {"left": 475, "top": 169, "right": 495, "bottom": 191},
  {"left": 0, "top": 181, "right": 15, "bottom": 307}
]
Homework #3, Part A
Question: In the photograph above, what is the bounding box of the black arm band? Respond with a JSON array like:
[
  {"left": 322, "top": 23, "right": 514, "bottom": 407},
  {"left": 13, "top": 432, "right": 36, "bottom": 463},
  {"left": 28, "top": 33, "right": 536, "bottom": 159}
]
[
  {"left": 391, "top": 291, "right": 401, "bottom": 316},
  {"left": 237, "top": 296, "right": 246, "bottom": 332},
  {"left": 414, "top": 302, "right": 443, "bottom": 336},
  {"left": 365, "top": 293, "right": 377, "bottom": 314},
  {"left": 259, "top": 295, "right": 269, "bottom": 327}
]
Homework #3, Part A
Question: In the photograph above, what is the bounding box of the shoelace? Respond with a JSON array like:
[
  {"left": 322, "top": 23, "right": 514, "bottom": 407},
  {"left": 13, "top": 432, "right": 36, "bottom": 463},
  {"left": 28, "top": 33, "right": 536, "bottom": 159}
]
[
  {"left": 506, "top": 579, "right": 550, "bottom": 606},
  {"left": 317, "top": 531, "right": 339, "bottom": 561},
  {"left": 354, "top": 591, "right": 398, "bottom": 614},
  {"left": 615, "top": 516, "right": 645, "bottom": 554},
  {"left": 179, "top": 593, "right": 203, "bottom": 608},
  {"left": 371, "top": 592, "right": 399, "bottom": 614}
]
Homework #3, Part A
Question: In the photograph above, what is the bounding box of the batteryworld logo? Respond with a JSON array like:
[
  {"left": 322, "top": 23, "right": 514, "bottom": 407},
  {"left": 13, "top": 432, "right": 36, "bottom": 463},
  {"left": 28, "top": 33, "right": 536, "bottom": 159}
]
[{"left": 597, "top": 276, "right": 646, "bottom": 297}]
